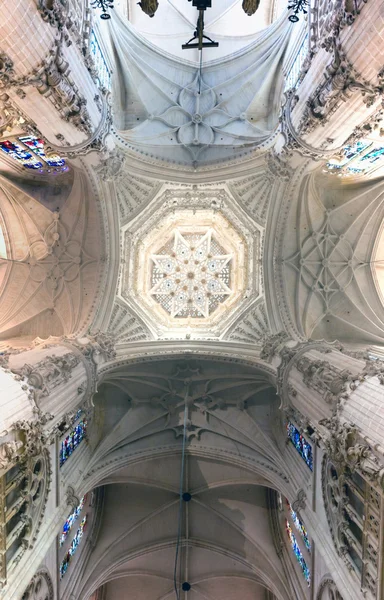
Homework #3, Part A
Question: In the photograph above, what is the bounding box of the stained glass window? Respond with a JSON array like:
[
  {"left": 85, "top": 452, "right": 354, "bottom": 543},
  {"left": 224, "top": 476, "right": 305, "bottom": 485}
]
[
  {"left": 287, "top": 501, "right": 311, "bottom": 552},
  {"left": 326, "top": 140, "right": 384, "bottom": 176},
  {"left": 0, "top": 140, "right": 43, "bottom": 169},
  {"left": 18, "top": 135, "right": 66, "bottom": 167},
  {"left": 59, "top": 516, "right": 87, "bottom": 578},
  {"left": 0, "top": 136, "right": 66, "bottom": 172},
  {"left": 60, "top": 420, "right": 87, "bottom": 467},
  {"left": 359, "top": 146, "right": 384, "bottom": 165},
  {"left": 90, "top": 30, "right": 111, "bottom": 90},
  {"left": 287, "top": 421, "right": 313, "bottom": 470},
  {"left": 286, "top": 519, "right": 310, "bottom": 585},
  {"left": 60, "top": 496, "right": 87, "bottom": 546}
]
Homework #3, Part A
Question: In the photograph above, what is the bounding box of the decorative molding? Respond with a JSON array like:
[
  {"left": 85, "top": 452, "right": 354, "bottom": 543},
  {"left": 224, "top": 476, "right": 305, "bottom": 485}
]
[
  {"left": 20, "top": 568, "right": 54, "bottom": 600},
  {"left": 96, "top": 149, "right": 125, "bottom": 181},
  {"left": 295, "top": 354, "right": 352, "bottom": 404},
  {"left": 11, "top": 353, "right": 81, "bottom": 407},
  {"left": 0, "top": 52, "right": 15, "bottom": 89},
  {"left": 0, "top": 441, "right": 24, "bottom": 473},
  {"left": 299, "top": 42, "right": 380, "bottom": 135},
  {"left": 228, "top": 171, "right": 273, "bottom": 226},
  {"left": 316, "top": 577, "right": 343, "bottom": 600},
  {"left": 311, "top": 0, "right": 369, "bottom": 53},
  {"left": 319, "top": 416, "right": 384, "bottom": 489},
  {"left": 11, "top": 416, "right": 54, "bottom": 458}
]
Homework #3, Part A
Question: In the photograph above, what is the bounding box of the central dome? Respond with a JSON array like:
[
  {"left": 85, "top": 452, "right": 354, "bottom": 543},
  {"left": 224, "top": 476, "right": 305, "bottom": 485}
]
[{"left": 119, "top": 184, "right": 261, "bottom": 339}]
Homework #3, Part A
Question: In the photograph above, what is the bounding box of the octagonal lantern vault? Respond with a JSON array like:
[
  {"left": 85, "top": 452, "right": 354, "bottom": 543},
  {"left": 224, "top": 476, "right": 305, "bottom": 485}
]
[{"left": 120, "top": 186, "right": 262, "bottom": 339}]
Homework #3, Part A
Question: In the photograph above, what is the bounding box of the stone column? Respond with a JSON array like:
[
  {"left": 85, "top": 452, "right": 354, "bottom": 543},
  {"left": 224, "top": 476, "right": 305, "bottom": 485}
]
[
  {"left": 0, "top": 333, "right": 116, "bottom": 431},
  {"left": 262, "top": 334, "right": 384, "bottom": 482},
  {"left": 339, "top": 360, "right": 384, "bottom": 451},
  {"left": 271, "top": 338, "right": 367, "bottom": 425}
]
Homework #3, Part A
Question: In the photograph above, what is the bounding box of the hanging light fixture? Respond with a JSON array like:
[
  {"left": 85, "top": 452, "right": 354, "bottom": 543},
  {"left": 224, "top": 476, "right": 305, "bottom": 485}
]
[
  {"left": 90, "top": 0, "right": 114, "bottom": 19},
  {"left": 287, "top": 0, "right": 309, "bottom": 22}
]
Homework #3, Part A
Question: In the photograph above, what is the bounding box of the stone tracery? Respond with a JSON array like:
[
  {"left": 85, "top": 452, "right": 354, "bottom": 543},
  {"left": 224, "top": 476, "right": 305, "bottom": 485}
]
[{"left": 149, "top": 229, "right": 233, "bottom": 318}]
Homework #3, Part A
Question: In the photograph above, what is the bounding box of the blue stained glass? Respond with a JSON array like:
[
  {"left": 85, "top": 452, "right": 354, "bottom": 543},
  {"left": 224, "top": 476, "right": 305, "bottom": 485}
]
[
  {"left": 287, "top": 501, "right": 311, "bottom": 552},
  {"left": 60, "top": 495, "right": 87, "bottom": 546},
  {"left": 60, "top": 420, "right": 87, "bottom": 467},
  {"left": 287, "top": 422, "right": 313, "bottom": 470},
  {"left": 0, "top": 140, "right": 43, "bottom": 169},
  {"left": 340, "top": 140, "right": 371, "bottom": 165},
  {"left": 359, "top": 146, "right": 384, "bottom": 164},
  {"left": 18, "top": 135, "right": 66, "bottom": 167},
  {"left": 59, "top": 515, "right": 87, "bottom": 578},
  {"left": 90, "top": 30, "right": 111, "bottom": 90},
  {"left": 286, "top": 519, "right": 310, "bottom": 585}
]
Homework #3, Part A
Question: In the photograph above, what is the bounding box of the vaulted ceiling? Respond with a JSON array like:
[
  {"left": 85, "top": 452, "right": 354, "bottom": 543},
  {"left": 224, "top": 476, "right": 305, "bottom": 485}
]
[{"left": 78, "top": 357, "right": 291, "bottom": 600}]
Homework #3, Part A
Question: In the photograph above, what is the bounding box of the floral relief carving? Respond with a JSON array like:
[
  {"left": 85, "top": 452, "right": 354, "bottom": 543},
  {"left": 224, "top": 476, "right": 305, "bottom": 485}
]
[
  {"left": 298, "top": 43, "right": 380, "bottom": 135},
  {"left": 11, "top": 353, "right": 81, "bottom": 406},
  {"left": 260, "top": 332, "right": 289, "bottom": 362},
  {"left": 319, "top": 416, "right": 384, "bottom": 489},
  {"left": 295, "top": 355, "right": 352, "bottom": 404}
]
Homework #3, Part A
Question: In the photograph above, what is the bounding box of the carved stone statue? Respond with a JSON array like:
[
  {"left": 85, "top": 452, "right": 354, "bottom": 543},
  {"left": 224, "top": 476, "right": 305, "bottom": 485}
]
[
  {"left": 295, "top": 355, "right": 351, "bottom": 403},
  {"left": 260, "top": 332, "right": 289, "bottom": 362},
  {"left": 0, "top": 440, "right": 24, "bottom": 470},
  {"left": 242, "top": 0, "right": 260, "bottom": 15},
  {"left": 138, "top": 0, "right": 159, "bottom": 17}
]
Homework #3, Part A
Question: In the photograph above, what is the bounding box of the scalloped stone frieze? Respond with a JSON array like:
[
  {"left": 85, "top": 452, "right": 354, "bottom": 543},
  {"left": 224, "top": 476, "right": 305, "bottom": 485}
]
[
  {"left": 115, "top": 172, "right": 161, "bottom": 224},
  {"left": 107, "top": 300, "right": 153, "bottom": 343},
  {"left": 226, "top": 300, "right": 270, "bottom": 343},
  {"left": 228, "top": 172, "right": 273, "bottom": 225}
]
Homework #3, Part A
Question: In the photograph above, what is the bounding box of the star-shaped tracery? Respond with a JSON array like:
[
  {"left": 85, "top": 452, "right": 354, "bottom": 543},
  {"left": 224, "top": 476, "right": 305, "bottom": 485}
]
[{"left": 149, "top": 229, "right": 232, "bottom": 318}]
